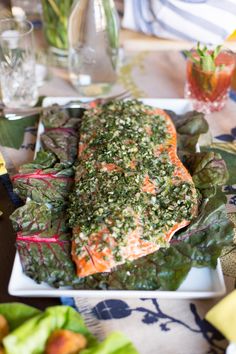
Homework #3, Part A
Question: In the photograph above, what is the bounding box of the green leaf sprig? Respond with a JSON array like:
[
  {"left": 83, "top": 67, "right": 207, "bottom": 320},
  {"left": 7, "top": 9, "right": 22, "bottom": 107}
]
[{"left": 184, "top": 42, "right": 222, "bottom": 72}]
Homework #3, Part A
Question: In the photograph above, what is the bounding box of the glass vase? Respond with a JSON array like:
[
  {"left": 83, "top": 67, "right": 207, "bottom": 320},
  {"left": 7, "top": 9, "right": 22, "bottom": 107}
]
[
  {"left": 41, "top": 0, "right": 74, "bottom": 57},
  {"left": 68, "top": 0, "right": 119, "bottom": 96}
]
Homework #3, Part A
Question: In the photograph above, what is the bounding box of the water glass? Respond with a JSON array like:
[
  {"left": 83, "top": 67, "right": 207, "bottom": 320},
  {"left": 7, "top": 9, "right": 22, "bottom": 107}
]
[{"left": 0, "top": 18, "right": 38, "bottom": 108}]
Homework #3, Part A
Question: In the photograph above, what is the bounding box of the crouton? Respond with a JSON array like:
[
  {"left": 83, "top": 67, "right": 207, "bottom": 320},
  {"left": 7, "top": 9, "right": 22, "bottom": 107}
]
[{"left": 45, "top": 329, "right": 87, "bottom": 354}]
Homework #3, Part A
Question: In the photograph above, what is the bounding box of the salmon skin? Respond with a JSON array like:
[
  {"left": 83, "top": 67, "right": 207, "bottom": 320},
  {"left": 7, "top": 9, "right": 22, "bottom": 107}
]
[{"left": 69, "top": 100, "right": 198, "bottom": 277}]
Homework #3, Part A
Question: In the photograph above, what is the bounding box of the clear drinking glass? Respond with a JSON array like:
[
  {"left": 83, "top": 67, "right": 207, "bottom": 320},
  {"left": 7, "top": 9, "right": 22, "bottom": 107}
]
[
  {"left": 0, "top": 18, "right": 38, "bottom": 108},
  {"left": 68, "top": 0, "right": 119, "bottom": 96},
  {"left": 185, "top": 50, "right": 235, "bottom": 114}
]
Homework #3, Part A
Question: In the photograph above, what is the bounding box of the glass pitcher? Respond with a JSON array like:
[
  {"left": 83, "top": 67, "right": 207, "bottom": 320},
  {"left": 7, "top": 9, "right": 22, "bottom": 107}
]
[{"left": 68, "top": 0, "right": 119, "bottom": 96}]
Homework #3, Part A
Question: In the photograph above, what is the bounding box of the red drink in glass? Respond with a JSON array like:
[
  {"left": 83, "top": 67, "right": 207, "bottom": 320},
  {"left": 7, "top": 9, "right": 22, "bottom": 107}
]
[{"left": 185, "top": 51, "right": 235, "bottom": 113}]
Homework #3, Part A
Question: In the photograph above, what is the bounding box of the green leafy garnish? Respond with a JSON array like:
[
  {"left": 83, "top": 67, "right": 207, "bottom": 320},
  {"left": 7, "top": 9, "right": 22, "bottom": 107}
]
[
  {"left": 0, "top": 303, "right": 41, "bottom": 331},
  {"left": 184, "top": 42, "right": 223, "bottom": 72},
  {"left": 0, "top": 305, "right": 138, "bottom": 354}
]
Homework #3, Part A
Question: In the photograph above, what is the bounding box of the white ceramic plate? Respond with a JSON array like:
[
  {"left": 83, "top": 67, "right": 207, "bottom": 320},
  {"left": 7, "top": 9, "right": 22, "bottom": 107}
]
[
  {"left": 9, "top": 252, "right": 225, "bottom": 298},
  {"left": 8, "top": 98, "right": 226, "bottom": 299}
]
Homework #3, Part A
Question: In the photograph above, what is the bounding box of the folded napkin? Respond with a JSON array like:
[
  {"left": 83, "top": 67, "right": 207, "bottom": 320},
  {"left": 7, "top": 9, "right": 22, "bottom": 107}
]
[
  {"left": 62, "top": 297, "right": 228, "bottom": 354},
  {"left": 122, "top": 0, "right": 236, "bottom": 44},
  {"left": 206, "top": 290, "right": 236, "bottom": 343}
]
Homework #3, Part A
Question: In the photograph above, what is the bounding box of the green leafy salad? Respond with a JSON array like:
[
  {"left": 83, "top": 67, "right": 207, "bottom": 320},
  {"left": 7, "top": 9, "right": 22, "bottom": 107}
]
[
  {"left": 0, "top": 303, "right": 138, "bottom": 354},
  {"left": 10, "top": 102, "right": 234, "bottom": 291}
]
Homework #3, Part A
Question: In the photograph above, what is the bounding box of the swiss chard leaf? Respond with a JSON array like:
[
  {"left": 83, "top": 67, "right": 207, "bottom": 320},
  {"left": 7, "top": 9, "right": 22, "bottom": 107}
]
[
  {"left": 10, "top": 202, "right": 52, "bottom": 233},
  {"left": 183, "top": 151, "right": 229, "bottom": 197},
  {"left": 41, "top": 130, "right": 78, "bottom": 166},
  {"left": 17, "top": 238, "right": 79, "bottom": 287},
  {"left": 12, "top": 167, "right": 74, "bottom": 208},
  {"left": 41, "top": 104, "right": 84, "bottom": 128},
  {"left": 19, "top": 151, "right": 57, "bottom": 173},
  {"left": 11, "top": 200, "right": 77, "bottom": 287},
  {"left": 165, "top": 110, "right": 209, "bottom": 152},
  {"left": 10, "top": 201, "right": 69, "bottom": 236},
  {"left": 41, "top": 105, "right": 70, "bottom": 128},
  {"left": 40, "top": 115, "right": 80, "bottom": 166}
]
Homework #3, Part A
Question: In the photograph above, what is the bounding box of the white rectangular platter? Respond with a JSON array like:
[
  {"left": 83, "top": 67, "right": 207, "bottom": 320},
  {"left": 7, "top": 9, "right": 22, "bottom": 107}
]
[{"left": 8, "top": 97, "right": 226, "bottom": 299}]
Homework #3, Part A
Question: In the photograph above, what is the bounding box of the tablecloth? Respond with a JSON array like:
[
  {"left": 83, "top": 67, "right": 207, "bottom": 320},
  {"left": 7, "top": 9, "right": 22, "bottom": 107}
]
[{"left": 0, "top": 50, "right": 236, "bottom": 354}]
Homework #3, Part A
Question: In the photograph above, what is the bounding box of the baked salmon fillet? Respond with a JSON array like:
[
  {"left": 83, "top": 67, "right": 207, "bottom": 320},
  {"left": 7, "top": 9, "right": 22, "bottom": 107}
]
[{"left": 69, "top": 100, "right": 198, "bottom": 277}]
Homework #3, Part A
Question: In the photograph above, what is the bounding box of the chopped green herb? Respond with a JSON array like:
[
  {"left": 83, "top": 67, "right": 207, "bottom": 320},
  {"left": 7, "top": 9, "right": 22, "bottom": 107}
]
[{"left": 69, "top": 100, "right": 198, "bottom": 262}]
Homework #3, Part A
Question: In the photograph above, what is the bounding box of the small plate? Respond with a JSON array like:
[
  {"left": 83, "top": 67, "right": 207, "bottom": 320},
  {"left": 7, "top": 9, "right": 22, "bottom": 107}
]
[{"left": 8, "top": 98, "right": 226, "bottom": 299}]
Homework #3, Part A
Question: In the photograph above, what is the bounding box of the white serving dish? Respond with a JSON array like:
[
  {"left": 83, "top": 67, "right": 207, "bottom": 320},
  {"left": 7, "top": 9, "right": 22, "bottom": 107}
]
[
  {"left": 8, "top": 97, "right": 226, "bottom": 299},
  {"left": 9, "top": 253, "right": 225, "bottom": 298}
]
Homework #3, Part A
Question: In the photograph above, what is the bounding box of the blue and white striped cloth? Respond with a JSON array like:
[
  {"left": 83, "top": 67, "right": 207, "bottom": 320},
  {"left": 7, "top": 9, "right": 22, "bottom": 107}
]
[{"left": 122, "top": 0, "right": 236, "bottom": 44}]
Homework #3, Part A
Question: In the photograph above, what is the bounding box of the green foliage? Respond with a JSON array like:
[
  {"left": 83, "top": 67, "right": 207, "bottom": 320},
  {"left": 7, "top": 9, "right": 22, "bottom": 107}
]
[
  {"left": 165, "top": 109, "right": 209, "bottom": 153},
  {"left": 10, "top": 201, "right": 69, "bottom": 235},
  {"left": 41, "top": 105, "right": 70, "bottom": 128},
  {"left": 183, "top": 151, "right": 229, "bottom": 197},
  {"left": 3, "top": 306, "right": 96, "bottom": 354},
  {"left": 184, "top": 42, "right": 223, "bottom": 72},
  {"left": 0, "top": 303, "right": 41, "bottom": 331},
  {"left": 0, "top": 305, "right": 138, "bottom": 354},
  {"left": 0, "top": 115, "right": 38, "bottom": 149},
  {"left": 41, "top": 0, "right": 74, "bottom": 50},
  {"left": 10, "top": 106, "right": 81, "bottom": 287},
  {"left": 19, "top": 151, "right": 57, "bottom": 173},
  {"left": 81, "top": 332, "right": 138, "bottom": 354},
  {"left": 12, "top": 166, "right": 74, "bottom": 208}
]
